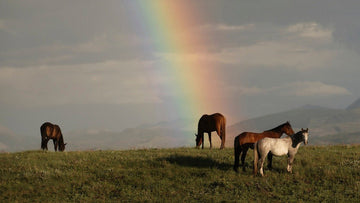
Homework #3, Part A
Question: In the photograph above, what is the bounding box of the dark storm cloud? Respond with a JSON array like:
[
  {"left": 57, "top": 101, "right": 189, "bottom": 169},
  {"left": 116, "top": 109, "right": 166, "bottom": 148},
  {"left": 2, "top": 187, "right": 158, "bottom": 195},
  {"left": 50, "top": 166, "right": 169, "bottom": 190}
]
[{"left": 1, "top": 0, "right": 360, "bottom": 68}]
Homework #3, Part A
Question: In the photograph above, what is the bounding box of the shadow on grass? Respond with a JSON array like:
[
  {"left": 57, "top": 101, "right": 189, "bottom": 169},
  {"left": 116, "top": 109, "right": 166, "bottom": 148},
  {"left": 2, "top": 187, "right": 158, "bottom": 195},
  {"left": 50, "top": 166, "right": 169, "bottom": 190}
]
[{"left": 160, "top": 155, "right": 232, "bottom": 171}]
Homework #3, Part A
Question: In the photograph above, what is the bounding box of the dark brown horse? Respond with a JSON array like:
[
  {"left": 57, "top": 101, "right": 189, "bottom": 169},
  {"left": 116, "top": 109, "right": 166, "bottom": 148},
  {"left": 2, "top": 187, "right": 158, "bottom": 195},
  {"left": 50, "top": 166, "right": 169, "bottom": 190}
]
[
  {"left": 40, "top": 122, "right": 67, "bottom": 152},
  {"left": 233, "top": 121, "right": 294, "bottom": 172},
  {"left": 195, "top": 113, "right": 226, "bottom": 149}
]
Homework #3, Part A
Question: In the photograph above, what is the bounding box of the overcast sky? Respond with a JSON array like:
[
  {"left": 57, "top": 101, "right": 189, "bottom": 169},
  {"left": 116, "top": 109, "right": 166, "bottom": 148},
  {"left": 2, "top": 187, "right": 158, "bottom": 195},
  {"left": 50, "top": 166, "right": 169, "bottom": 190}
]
[{"left": 1, "top": 0, "right": 360, "bottom": 136}]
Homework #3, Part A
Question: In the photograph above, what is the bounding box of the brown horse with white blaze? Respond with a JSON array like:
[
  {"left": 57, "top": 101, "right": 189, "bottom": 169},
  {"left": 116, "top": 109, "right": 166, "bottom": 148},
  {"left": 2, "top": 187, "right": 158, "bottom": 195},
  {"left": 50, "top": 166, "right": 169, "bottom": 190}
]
[
  {"left": 233, "top": 121, "right": 294, "bottom": 172},
  {"left": 40, "top": 122, "right": 67, "bottom": 152},
  {"left": 195, "top": 113, "right": 226, "bottom": 149}
]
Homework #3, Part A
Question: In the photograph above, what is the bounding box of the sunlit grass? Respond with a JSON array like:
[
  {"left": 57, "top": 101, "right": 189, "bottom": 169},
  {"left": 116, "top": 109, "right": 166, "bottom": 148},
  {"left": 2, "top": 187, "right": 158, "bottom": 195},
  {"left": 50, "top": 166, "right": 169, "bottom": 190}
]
[{"left": 0, "top": 146, "right": 359, "bottom": 202}]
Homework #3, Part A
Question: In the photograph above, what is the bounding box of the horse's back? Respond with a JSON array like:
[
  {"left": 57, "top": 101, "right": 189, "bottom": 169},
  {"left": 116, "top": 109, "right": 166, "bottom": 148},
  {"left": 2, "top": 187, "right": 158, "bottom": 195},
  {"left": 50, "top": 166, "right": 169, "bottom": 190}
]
[
  {"left": 212, "top": 113, "right": 226, "bottom": 130},
  {"left": 40, "top": 122, "right": 62, "bottom": 139},
  {"left": 237, "top": 131, "right": 262, "bottom": 145},
  {"left": 198, "top": 113, "right": 225, "bottom": 132},
  {"left": 258, "top": 137, "right": 290, "bottom": 156},
  {"left": 239, "top": 129, "right": 284, "bottom": 146},
  {"left": 257, "top": 137, "right": 280, "bottom": 147},
  {"left": 211, "top": 113, "right": 225, "bottom": 122}
]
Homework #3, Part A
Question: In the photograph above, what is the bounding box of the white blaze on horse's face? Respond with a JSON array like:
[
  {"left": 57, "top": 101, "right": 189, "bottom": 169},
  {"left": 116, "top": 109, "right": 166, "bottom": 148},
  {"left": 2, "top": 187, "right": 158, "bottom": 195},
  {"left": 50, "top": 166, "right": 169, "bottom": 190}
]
[{"left": 303, "top": 131, "right": 309, "bottom": 145}]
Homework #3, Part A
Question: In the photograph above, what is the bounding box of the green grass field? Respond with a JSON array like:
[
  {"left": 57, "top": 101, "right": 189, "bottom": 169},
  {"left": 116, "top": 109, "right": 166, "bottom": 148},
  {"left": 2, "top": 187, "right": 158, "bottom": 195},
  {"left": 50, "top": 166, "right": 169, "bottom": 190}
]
[{"left": 1, "top": 145, "right": 359, "bottom": 202}]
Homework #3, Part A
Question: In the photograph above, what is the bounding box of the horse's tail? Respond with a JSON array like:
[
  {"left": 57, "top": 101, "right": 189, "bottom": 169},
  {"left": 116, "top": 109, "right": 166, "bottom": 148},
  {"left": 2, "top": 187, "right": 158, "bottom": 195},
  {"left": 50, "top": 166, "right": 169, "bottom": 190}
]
[
  {"left": 40, "top": 124, "right": 47, "bottom": 150},
  {"left": 233, "top": 136, "right": 241, "bottom": 172},
  {"left": 221, "top": 117, "right": 226, "bottom": 149},
  {"left": 253, "top": 141, "right": 259, "bottom": 175}
]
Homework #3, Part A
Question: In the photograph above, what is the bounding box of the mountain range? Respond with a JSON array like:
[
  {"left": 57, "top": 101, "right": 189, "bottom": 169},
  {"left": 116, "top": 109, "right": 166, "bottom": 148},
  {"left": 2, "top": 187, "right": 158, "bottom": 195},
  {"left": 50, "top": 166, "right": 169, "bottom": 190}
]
[
  {"left": 2, "top": 98, "right": 360, "bottom": 152},
  {"left": 227, "top": 104, "right": 360, "bottom": 146}
]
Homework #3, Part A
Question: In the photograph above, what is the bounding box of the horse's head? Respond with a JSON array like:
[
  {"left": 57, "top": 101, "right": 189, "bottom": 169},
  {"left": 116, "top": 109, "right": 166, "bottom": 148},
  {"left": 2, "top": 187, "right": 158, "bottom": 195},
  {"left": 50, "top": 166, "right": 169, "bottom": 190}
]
[
  {"left": 283, "top": 121, "right": 295, "bottom": 136},
  {"left": 195, "top": 134, "right": 202, "bottom": 148},
  {"left": 291, "top": 128, "right": 309, "bottom": 148},
  {"left": 301, "top": 128, "right": 309, "bottom": 145},
  {"left": 59, "top": 143, "right": 67, "bottom": 151}
]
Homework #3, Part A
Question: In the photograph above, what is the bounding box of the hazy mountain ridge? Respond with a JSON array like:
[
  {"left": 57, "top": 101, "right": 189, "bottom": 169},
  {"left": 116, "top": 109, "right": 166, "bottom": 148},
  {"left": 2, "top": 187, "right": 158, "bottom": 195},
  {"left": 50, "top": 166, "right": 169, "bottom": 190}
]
[
  {"left": 0, "top": 124, "right": 37, "bottom": 152},
  {"left": 346, "top": 98, "right": 360, "bottom": 110},
  {"left": 2, "top": 99, "right": 360, "bottom": 152},
  {"left": 65, "top": 124, "right": 194, "bottom": 151},
  {"left": 227, "top": 103, "right": 360, "bottom": 146},
  {"left": 228, "top": 106, "right": 342, "bottom": 134}
]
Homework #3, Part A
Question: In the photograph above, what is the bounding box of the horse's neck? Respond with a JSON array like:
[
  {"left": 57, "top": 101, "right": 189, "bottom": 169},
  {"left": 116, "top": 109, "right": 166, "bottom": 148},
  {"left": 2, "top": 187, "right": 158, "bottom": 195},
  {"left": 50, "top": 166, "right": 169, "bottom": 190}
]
[
  {"left": 293, "top": 142, "right": 302, "bottom": 150},
  {"left": 58, "top": 134, "right": 64, "bottom": 145},
  {"left": 291, "top": 134, "right": 303, "bottom": 148}
]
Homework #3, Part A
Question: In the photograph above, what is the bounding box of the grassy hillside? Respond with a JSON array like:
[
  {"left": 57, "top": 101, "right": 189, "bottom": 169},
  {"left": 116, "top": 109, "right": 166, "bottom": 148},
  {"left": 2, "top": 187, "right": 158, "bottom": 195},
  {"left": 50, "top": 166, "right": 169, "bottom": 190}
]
[
  {"left": 67, "top": 127, "right": 193, "bottom": 151},
  {"left": 1, "top": 146, "right": 359, "bottom": 202}
]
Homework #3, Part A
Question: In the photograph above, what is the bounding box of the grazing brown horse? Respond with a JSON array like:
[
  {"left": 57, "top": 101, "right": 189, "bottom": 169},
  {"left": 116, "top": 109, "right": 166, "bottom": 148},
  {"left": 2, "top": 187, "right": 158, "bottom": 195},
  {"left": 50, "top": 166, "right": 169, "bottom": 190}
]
[
  {"left": 40, "top": 122, "right": 67, "bottom": 152},
  {"left": 233, "top": 121, "right": 294, "bottom": 172},
  {"left": 195, "top": 113, "right": 226, "bottom": 149}
]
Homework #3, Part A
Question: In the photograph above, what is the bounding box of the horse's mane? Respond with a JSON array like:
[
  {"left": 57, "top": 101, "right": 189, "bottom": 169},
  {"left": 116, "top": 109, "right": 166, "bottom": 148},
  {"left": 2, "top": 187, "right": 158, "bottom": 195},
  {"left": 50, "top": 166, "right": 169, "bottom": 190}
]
[
  {"left": 290, "top": 130, "right": 305, "bottom": 148},
  {"left": 265, "top": 122, "right": 289, "bottom": 132}
]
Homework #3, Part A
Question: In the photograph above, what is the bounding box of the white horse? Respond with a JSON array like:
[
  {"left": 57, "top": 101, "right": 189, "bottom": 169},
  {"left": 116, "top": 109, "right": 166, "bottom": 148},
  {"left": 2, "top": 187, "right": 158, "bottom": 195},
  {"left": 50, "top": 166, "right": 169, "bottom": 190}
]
[{"left": 254, "top": 128, "right": 309, "bottom": 176}]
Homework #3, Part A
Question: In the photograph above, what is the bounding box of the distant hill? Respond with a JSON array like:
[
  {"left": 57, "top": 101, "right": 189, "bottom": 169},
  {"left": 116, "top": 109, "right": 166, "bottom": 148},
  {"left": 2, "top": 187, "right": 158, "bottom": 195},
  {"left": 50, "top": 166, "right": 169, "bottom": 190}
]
[
  {"left": 228, "top": 105, "right": 343, "bottom": 134},
  {"left": 66, "top": 119, "right": 195, "bottom": 151},
  {"left": 0, "top": 125, "right": 37, "bottom": 152},
  {"left": 0, "top": 119, "right": 197, "bottom": 152},
  {"left": 227, "top": 100, "right": 360, "bottom": 146},
  {"left": 346, "top": 97, "right": 360, "bottom": 110},
  {"left": 2, "top": 98, "right": 360, "bottom": 152},
  {"left": 0, "top": 125, "right": 18, "bottom": 152}
]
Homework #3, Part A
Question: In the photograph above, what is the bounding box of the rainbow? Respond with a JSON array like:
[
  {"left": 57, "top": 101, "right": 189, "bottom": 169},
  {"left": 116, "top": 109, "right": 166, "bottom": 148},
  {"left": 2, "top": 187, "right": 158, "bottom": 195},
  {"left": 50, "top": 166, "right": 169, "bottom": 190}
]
[{"left": 126, "top": 1, "right": 229, "bottom": 122}]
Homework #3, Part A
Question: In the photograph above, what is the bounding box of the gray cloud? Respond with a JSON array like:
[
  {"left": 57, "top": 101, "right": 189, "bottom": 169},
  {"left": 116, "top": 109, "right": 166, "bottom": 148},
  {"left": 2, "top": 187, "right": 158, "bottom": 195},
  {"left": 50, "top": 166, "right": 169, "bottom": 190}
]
[
  {"left": 1, "top": 0, "right": 360, "bottom": 135},
  {"left": 2, "top": 0, "right": 360, "bottom": 68}
]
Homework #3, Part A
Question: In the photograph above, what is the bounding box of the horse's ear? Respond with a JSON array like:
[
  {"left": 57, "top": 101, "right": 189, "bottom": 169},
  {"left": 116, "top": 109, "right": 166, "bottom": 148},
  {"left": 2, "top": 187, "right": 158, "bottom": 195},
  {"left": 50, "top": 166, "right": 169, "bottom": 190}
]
[
  {"left": 306, "top": 128, "right": 308, "bottom": 132},
  {"left": 301, "top": 128, "right": 304, "bottom": 131}
]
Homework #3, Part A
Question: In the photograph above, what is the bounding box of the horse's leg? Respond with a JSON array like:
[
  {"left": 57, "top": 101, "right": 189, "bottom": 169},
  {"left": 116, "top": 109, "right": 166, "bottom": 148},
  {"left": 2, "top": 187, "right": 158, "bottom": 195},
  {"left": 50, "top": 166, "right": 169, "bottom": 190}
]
[
  {"left": 241, "top": 147, "right": 249, "bottom": 172},
  {"left": 219, "top": 125, "right": 225, "bottom": 149},
  {"left": 259, "top": 152, "right": 268, "bottom": 177},
  {"left": 208, "top": 132, "right": 212, "bottom": 149},
  {"left": 41, "top": 137, "right": 47, "bottom": 150},
  {"left": 287, "top": 155, "right": 295, "bottom": 173},
  {"left": 259, "top": 156, "right": 265, "bottom": 177},
  {"left": 41, "top": 138, "right": 44, "bottom": 150},
  {"left": 233, "top": 144, "right": 241, "bottom": 172},
  {"left": 222, "top": 125, "right": 225, "bottom": 149},
  {"left": 44, "top": 139, "right": 49, "bottom": 150},
  {"left": 267, "top": 153, "right": 273, "bottom": 170},
  {"left": 201, "top": 134, "right": 204, "bottom": 149},
  {"left": 53, "top": 139, "right": 58, "bottom": 151}
]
